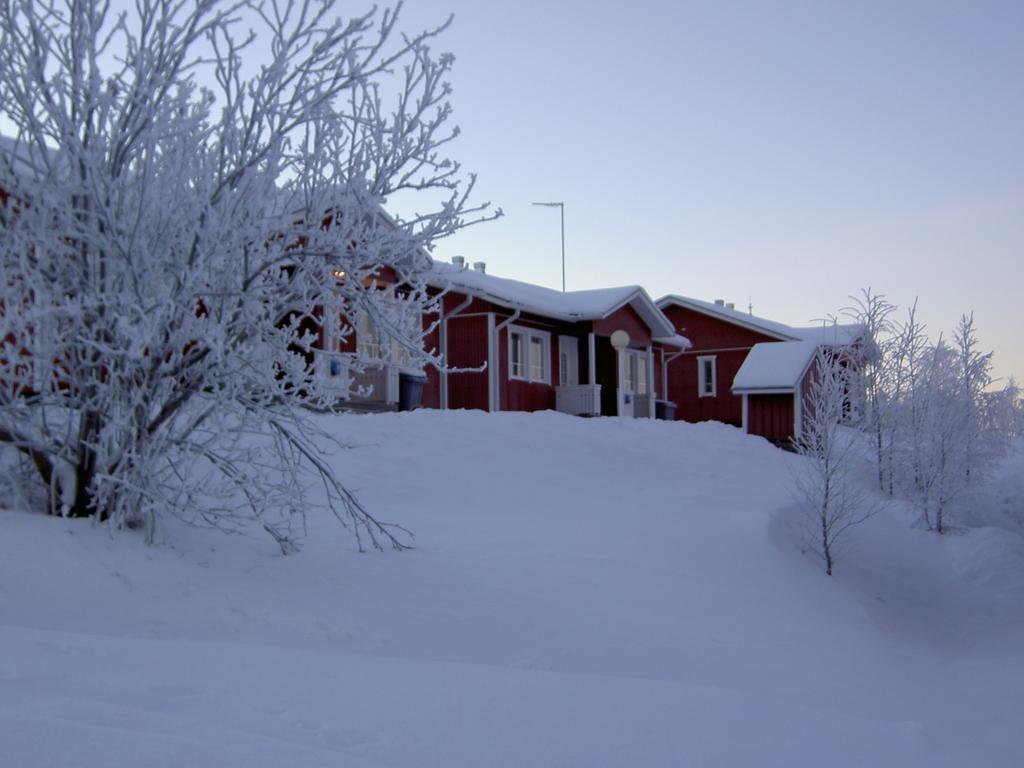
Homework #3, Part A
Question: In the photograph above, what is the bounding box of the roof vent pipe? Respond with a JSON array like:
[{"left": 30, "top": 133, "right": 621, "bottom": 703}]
[
  {"left": 473, "top": 261, "right": 486, "bottom": 273},
  {"left": 452, "top": 255, "right": 465, "bottom": 268},
  {"left": 714, "top": 299, "right": 725, "bottom": 306}
]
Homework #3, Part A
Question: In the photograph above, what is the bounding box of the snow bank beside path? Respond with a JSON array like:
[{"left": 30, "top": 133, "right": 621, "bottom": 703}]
[{"left": 2, "top": 411, "right": 1023, "bottom": 767}]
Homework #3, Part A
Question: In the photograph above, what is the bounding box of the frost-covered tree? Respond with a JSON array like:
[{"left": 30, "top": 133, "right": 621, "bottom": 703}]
[
  {"left": 843, "top": 288, "right": 894, "bottom": 491},
  {"left": 884, "top": 300, "right": 930, "bottom": 498},
  {"left": 908, "top": 339, "right": 969, "bottom": 533},
  {"left": 0, "top": 0, "right": 493, "bottom": 550},
  {"left": 952, "top": 312, "right": 995, "bottom": 481},
  {"left": 791, "top": 345, "right": 872, "bottom": 576},
  {"left": 885, "top": 312, "right": 1007, "bottom": 533}
]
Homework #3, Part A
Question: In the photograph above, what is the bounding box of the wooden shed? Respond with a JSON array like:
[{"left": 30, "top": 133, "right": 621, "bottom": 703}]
[{"left": 731, "top": 340, "right": 819, "bottom": 444}]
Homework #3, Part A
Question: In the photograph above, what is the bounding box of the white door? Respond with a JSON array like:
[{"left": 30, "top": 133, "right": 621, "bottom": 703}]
[{"left": 558, "top": 335, "right": 579, "bottom": 386}]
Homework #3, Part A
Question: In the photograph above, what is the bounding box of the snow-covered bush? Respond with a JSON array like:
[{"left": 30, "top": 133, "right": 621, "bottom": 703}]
[{"left": 0, "top": 0, "right": 493, "bottom": 549}]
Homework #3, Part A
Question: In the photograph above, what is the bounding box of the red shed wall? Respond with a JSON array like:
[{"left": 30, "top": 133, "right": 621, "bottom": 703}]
[
  {"left": 747, "top": 394, "right": 796, "bottom": 442},
  {"left": 797, "top": 355, "right": 820, "bottom": 437}
]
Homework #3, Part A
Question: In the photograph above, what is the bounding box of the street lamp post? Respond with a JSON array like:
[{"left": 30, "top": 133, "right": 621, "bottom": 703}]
[{"left": 531, "top": 201, "right": 565, "bottom": 292}]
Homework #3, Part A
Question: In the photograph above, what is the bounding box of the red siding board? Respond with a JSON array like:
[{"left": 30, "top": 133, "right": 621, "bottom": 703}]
[
  {"left": 446, "top": 314, "right": 489, "bottom": 411},
  {"left": 420, "top": 313, "right": 441, "bottom": 408},
  {"left": 496, "top": 317, "right": 559, "bottom": 412},
  {"left": 593, "top": 304, "right": 652, "bottom": 347},
  {"left": 748, "top": 394, "right": 795, "bottom": 442},
  {"left": 660, "top": 305, "right": 784, "bottom": 350}
]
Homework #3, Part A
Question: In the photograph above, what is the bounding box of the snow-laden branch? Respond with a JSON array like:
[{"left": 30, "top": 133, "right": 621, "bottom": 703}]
[{"left": 0, "top": 0, "right": 496, "bottom": 549}]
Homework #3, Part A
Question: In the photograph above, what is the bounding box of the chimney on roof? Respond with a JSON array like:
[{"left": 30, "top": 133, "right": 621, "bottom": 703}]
[
  {"left": 472, "top": 261, "right": 486, "bottom": 273},
  {"left": 725, "top": 302, "right": 735, "bottom": 310},
  {"left": 451, "top": 255, "right": 465, "bottom": 269},
  {"left": 714, "top": 299, "right": 725, "bottom": 306}
]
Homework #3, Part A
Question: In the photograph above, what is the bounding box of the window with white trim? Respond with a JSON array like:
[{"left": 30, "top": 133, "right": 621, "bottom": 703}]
[
  {"left": 623, "top": 350, "right": 648, "bottom": 395},
  {"left": 698, "top": 355, "right": 717, "bottom": 397},
  {"left": 356, "top": 312, "right": 382, "bottom": 360},
  {"left": 508, "top": 325, "right": 550, "bottom": 384}
]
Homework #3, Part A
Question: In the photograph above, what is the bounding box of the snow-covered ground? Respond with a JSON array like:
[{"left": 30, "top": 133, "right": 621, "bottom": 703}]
[{"left": 3, "top": 411, "right": 1023, "bottom": 767}]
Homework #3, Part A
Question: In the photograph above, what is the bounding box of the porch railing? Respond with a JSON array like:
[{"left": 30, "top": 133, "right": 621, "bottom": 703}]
[{"left": 555, "top": 384, "right": 602, "bottom": 416}]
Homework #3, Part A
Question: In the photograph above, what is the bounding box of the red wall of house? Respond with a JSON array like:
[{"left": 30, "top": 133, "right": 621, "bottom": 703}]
[
  {"left": 497, "top": 316, "right": 559, "bottom": 412},
  {"left": 420, "top": 311, "right": 441, "bottom": 409},
  {"left": 593, "top": 304, "right": 653, "bottom": 347},
  {"left": 666, "top": 350, "right": 750, "bottom": 426},
  {"left": 659, "top": 305, "right": 783, "bottom": 351},
  {"left": 660, "top": 304, "right": 785, "bottom": 425},
  {"left": 446, "top": 314, "right": 489, "bottom": 410},
  {"left": 418, "top": 293, "right": 498, "bottom": 411},
  {"left": 747, "top": 394, "right": 795, "bottom": 443}
]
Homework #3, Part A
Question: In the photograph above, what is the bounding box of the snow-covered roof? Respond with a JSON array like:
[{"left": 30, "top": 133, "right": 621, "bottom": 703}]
[
  {"left": 430, "top": 262, "right": 677, "bottom": 338},
  {"left": 791, "top": 322, "right": 865, "bottom": 347},
  {"left": 732, "top": 341, "right": 818, "bottom": 393},
  {"left": 657, "top": 294, "right": 864, "bottom": 348},
  {"left": 657, "top": 295, "right": 799, "bottom": 341}
]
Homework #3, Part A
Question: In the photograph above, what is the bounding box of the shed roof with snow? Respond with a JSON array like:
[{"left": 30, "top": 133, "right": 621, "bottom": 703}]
[{"left": 731, "top": 341, "right": 818, "bottom": 393}]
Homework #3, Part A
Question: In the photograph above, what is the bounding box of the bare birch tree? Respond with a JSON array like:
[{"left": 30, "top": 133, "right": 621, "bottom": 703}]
[
  {"left": 0, "top": 0, "right": 494, "bottom": 550},
  {"left": 843, "top": 288, "right": 894, "bottom": 492},
  {"left": 791, "top": 345, "right": 872, "bottom": 576}
]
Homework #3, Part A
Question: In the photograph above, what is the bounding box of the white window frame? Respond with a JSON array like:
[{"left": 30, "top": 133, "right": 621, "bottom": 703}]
[
  {"left": 698, "top": 355, "right": 717, "bottom": 397},
  {"left": 508, "top": 324, "right": 551, "bottom": 384},
  {"left": 356, "top": 311, "right": 382, "bottom": 360},
  {"left": 558, "top": 335, "right": 579, "bottom": 386},
  {"left": 623, "top": 350, "right": 648, "bottom": 395}
]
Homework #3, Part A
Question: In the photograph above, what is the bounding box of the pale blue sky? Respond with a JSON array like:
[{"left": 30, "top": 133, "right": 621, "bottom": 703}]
[{"left": 397, "top": 0, "right": 1023, "bottom": 384}]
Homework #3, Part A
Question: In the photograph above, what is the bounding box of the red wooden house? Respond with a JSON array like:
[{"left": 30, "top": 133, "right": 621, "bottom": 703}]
[
  {"left": 416, "top": 259, "right": 690, "bottom": 417},
  {"left": 655, "top": 295, "right": 862, "bottom": 442}
]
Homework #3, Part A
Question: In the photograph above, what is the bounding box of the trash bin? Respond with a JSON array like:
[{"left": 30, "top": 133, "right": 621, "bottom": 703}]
[
  {"left": 655, "top": 399, "right": 676, "bottom": 421},
  {"left": 398, "top": 372, "right": 427, "bottom": 411}
]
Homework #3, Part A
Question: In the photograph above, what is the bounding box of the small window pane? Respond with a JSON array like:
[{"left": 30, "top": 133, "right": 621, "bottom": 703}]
[
  {"left": 530, "top": 336, "right": 545, "bottom": 381},
  {"left": 357, "top": 313, "right": 381, "bottom": 359},
  {"left": 637, "top": 356, "right": 647, "bottom": 395},
  {"left": 511, "top": 333, "right": 524, "bottom": 377},
  {"left": 702, "top": 359, "right": 714, "bottom": 394}
]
